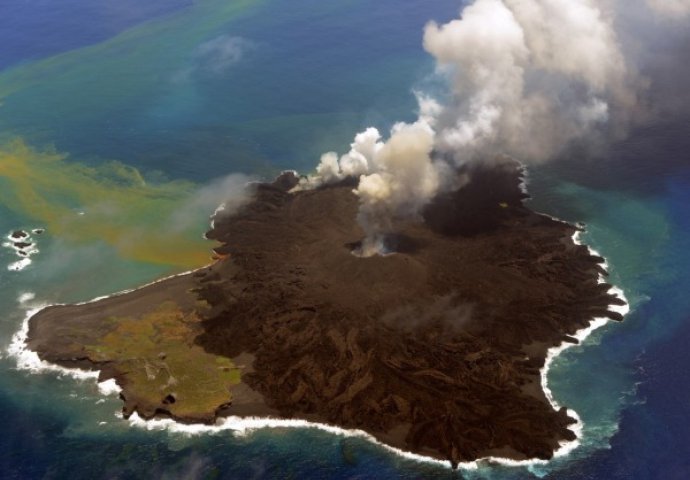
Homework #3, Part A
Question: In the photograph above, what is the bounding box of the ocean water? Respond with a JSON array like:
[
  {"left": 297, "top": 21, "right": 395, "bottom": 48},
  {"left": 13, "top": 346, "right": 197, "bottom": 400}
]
[{"left": 0, "top": 1, "right": 688, "bottom": 478}]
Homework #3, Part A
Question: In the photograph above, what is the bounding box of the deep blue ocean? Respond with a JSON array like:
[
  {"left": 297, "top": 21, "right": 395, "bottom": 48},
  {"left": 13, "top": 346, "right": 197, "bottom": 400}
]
[{"left": 0, "top": 1, "right": 689, "bottom": 478}]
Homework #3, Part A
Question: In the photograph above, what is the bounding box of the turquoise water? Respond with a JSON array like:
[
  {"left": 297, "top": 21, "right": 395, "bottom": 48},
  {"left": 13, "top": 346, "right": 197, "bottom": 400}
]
[{"left": 1, "top": 1, "right": 689, "bottom": 478}]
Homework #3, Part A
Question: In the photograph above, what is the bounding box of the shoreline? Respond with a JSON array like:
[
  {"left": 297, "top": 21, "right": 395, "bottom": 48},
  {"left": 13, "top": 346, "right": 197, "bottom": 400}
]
[
  {"left": 6, "top": 267, "right": 204, "bottom": 387},
  {"left": 537, "top": 232, "right": 630, "bottom": 461},
  {"left": 7, "top": 229, "right": 629, "bottom": 471}
]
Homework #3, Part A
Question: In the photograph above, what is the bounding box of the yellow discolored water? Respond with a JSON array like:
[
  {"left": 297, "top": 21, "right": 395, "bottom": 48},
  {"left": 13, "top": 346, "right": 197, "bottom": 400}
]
[{"left": 0, "top": 139, "right": 214, "bottom": 268}]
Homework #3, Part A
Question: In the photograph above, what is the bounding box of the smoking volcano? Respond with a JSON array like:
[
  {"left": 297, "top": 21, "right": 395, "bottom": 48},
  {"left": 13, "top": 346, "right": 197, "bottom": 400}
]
[
  {"left": 27, "top": 0, "right": 672, "bottom": 467},
  {"left": 27, "top": 158, "right": 625, "bottom": 468}
]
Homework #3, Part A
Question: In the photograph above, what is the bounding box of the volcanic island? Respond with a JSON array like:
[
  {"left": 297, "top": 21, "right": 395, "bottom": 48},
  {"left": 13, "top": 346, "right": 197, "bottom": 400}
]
[{"left": 27, "top": 158, "right": 625, "bottom": 468}]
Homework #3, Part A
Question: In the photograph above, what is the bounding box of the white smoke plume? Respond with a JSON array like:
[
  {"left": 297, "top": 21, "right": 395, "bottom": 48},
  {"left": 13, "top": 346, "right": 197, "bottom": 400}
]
[
  {"left": 645, "top": 0, "right": 690, "bottom": 17},
  {"left": 302, "top": 0, "right": 675, "bottom": 255},
  {"left": 304, "top": 119, "right": 448, "bottom": 255},
  {"left": 170, "top": 173, "right": 255, "bottom": 233},
  {"left": 425, "top": 0, "right": 636, "bottom": 163},
  {"left": 353, "top": 121, "right": 441, "bottom": 255}
]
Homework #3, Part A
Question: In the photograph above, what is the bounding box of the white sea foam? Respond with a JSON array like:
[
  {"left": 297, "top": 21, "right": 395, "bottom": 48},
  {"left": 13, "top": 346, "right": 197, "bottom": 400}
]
[
  {"left": 8, "top": 258, "right": 32, "bottom": 271},
  {"left": 518, "top": 164, "right": 530, "bottom": 196},
  {"left": 6, "top": 230, "right": 629, "bottom": 471},
  {"left": 124, "top": 412, "right": 471, "bottom": 469},
  {"left": 6, "top": 270, "right": 200, "bottom": 392},
  {"left": 97, "top": 379, "right": 121, "bottom": 396},
  {"left": 4, "top": 229, "right": 41, "bottom": 271},
  {"left": 536, "top": 232, "right": 631, "bottom": 457},
  {"left": 6, "top": 231, "right": 28, "bottom": 241},
  {"left": 71, "top": 268, "right": 199, "bottom": 305},
  {"left": 8, "top": 244, "right": 39, "bottom": 255},
  {"left": 8, "top": 304, "right": 99, "bottom": 382},
  {"left": 18, "top": 292, "right": 36, "bottom": 305}
]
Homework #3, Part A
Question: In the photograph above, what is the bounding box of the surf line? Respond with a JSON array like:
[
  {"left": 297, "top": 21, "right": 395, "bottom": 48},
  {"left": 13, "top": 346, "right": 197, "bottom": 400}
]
[
  {"left": 6, "top": 235, "right": 629, "bottom": 471},
  {"left": 537, "top": 231, "right": 630, "bottom": 459},
  {"left": 6, "top": 268, "right": 200, "bottom": 387}
]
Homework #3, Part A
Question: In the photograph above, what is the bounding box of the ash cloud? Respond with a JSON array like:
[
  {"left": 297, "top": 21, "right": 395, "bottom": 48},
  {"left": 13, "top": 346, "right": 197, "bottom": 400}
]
[{"left": 302, "top": 0, "right": 686, "bottom": 254}]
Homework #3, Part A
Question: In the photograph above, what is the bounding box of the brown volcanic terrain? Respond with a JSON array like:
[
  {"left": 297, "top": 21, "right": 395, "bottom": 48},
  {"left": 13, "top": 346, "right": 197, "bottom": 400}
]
[{"left": 27, "top": 159, "right": 624, "bottom": 468}]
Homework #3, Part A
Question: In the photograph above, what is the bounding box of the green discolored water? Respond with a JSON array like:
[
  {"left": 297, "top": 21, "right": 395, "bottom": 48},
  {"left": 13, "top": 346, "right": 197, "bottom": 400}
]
[{"left": 1, "top": 1, "right": 689, "bottom": 479}]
